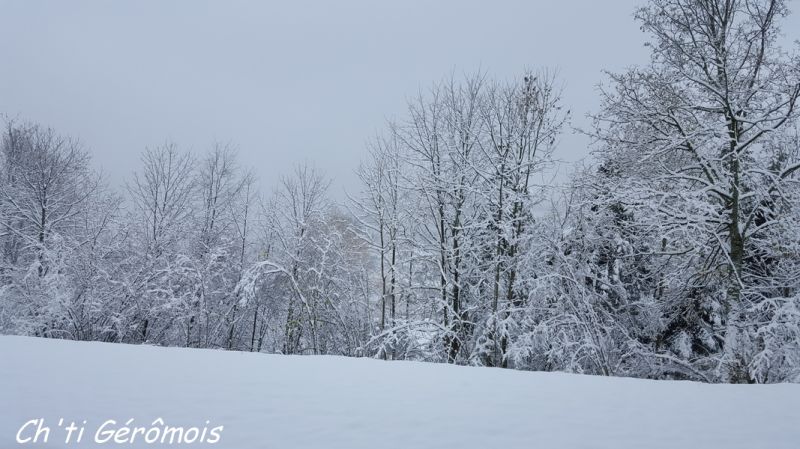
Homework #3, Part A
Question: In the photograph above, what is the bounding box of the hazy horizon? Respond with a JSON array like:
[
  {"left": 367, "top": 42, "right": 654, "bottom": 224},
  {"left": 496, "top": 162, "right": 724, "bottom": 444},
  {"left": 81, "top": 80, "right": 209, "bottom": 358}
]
[{"left": 2, "top": 0, "right": 799, "bottom": 197}]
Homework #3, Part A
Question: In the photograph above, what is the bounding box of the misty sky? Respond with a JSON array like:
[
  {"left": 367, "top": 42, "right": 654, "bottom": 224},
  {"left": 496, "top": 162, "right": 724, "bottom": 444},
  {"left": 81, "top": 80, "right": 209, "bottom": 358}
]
[{"left": 2, "top": 0, "right": 799, "bottom": 197}]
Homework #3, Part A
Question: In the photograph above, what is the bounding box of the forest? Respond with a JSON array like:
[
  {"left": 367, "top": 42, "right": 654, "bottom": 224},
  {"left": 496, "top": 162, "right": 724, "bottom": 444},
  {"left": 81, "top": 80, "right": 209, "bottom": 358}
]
[{"left": 2, "top": 0, "right": 799, "bottom": 384}]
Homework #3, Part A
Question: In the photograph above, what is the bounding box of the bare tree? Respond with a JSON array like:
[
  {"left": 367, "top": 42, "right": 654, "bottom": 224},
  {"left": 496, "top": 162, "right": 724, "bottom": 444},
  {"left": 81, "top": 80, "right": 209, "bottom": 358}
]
[
  {"left": 476, "top": 71, "right": 567, "bottom": 367},
  {"left": 125, "top": 142, "right": 196, "bottom": 342},
  {"left": 0, "top": 121, "right": 98, "bottom": 277},
  {"left": 128, "top": 142, "right": 195, "bottom": 256}
]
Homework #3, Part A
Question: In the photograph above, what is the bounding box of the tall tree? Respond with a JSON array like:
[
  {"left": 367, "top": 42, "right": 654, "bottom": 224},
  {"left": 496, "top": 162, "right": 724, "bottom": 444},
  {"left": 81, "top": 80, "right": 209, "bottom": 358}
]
[{"left": 592, "top": 0, "right": 800, "bottom": 382}]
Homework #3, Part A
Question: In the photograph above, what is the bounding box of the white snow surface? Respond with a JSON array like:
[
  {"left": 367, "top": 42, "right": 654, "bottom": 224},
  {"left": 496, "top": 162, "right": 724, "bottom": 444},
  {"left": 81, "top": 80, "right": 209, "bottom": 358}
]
[{"left": 1, "top": 336, "right": 799, "bottom": 449}]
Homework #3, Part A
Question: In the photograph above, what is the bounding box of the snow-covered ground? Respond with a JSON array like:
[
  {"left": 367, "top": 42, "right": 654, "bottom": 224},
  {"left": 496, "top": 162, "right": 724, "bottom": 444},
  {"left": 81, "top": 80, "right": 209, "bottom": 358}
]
[{"left": 1, "top": 336, "right": 798, "bottom": 449}]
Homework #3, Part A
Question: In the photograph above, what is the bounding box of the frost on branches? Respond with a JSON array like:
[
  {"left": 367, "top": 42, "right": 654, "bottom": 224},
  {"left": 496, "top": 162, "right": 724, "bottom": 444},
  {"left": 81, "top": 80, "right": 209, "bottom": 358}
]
[{"left": 1, "top": 0, "right": 799, "bottom": 384}]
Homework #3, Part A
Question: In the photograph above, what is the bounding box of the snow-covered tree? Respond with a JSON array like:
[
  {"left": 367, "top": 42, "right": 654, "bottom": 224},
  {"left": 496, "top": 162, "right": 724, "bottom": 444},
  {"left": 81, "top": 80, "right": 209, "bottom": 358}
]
[{"left": 590, "top": 0, "right": 800, "bottom": 382}]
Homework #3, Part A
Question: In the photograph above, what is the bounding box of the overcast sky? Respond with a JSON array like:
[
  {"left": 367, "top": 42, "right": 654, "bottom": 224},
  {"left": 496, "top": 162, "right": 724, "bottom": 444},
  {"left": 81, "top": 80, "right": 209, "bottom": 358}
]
[{"left": 2, "top": 0, "right": 799, "bottom": 197}]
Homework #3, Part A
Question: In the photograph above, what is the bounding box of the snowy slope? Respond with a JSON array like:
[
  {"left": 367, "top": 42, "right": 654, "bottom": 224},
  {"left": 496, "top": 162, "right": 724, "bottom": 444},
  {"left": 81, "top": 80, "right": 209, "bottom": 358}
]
[{"left": 1, "top": 336, "right": 798, "bottom": 449}]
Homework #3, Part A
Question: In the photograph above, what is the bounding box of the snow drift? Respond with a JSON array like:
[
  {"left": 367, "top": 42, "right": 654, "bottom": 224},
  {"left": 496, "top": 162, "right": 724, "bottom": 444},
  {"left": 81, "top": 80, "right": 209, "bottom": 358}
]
[{"left": 1, "top": 336, "right": 798, "bottom": 448}]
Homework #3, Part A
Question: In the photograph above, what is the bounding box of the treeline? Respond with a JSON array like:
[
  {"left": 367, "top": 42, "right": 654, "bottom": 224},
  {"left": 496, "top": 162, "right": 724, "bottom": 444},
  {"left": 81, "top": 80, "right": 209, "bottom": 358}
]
[{"left": 3, "top": 0, "right": 800, "bottom": 383}]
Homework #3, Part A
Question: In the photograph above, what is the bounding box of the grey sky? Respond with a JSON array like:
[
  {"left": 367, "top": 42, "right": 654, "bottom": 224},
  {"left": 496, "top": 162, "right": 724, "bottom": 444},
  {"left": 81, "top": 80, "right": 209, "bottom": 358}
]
[{"left": 2, "top": 0, "right": 798, "bottom": 197}]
